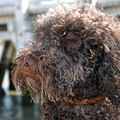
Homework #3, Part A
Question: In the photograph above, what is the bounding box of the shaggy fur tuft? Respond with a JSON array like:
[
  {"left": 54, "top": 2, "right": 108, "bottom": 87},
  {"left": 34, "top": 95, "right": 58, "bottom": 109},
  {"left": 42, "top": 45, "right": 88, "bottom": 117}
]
[{"left": 12, "top": 3, "right": 120, "bottom": 120}]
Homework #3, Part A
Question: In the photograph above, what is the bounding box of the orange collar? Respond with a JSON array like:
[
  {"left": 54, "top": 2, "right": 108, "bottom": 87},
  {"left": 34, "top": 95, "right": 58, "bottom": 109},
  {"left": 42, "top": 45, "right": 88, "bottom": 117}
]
[{"left": 67, "top": 96, "right": 105, "bottom": 105}]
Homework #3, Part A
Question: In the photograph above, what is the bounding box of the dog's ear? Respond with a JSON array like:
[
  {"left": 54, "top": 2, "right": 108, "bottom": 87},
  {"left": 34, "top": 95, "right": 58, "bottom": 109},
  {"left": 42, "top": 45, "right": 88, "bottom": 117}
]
[
  {"left": 96, "top": 43, "right": 119, "bottom": 105},
  {"left": 82, "top": 35, "right": 120, "bottom": 105}
]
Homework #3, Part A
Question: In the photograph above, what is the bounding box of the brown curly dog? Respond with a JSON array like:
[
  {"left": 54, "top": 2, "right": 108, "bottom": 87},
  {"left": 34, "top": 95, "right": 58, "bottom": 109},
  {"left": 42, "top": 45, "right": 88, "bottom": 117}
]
[{"left": 12, "top": 3, "right": 120, "bottom": 120}]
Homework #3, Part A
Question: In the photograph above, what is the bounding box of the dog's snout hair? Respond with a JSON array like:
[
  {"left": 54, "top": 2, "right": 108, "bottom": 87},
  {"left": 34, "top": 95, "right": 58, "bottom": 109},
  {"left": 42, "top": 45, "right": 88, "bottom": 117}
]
[{"left": 12, "top": 3, "right": 120, "bottom": 120}]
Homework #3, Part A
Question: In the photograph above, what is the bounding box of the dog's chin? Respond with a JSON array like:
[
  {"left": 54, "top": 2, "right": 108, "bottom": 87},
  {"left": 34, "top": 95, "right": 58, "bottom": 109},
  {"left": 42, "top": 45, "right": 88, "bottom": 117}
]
[
  {"left": 13, "top": 70, "right": 41, "bottom": 103},
  {"left": 26, "top": 77, "right": 41, "bottom": 103}
]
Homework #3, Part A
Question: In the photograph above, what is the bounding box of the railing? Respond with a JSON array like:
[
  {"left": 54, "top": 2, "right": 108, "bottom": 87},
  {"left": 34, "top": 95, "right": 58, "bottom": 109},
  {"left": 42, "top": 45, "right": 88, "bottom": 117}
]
[
  {"left": 0, "top": 0, "right": 14, "bottom": 5},
  {"left": 0, "top": 0, "right": 77, "bottom": 5},
  {"left": 0, "top": 0, "right": 86, "bottom": 5}
]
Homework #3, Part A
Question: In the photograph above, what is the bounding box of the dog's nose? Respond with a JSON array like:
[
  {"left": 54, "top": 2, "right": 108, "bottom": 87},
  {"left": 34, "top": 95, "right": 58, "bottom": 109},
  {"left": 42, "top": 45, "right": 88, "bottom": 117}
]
[
  {"left": 24, "top": 57, "right": 35, "bottom": 67},
  {"left": 19, "top": 56, "right": 35, "bottom": 67}
]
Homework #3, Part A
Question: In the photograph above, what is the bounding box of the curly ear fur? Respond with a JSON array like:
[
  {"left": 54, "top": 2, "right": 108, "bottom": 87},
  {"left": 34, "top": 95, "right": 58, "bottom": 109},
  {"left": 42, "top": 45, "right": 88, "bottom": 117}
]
[{"left": 12, "top": 3, "right": 120, "bottom": 120}]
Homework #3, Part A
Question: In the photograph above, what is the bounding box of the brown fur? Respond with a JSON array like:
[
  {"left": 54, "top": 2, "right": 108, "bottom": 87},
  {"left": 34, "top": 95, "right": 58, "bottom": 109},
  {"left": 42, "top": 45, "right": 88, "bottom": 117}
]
[{"left": 12, "top": 3, "right": 120, "bottom": 120}]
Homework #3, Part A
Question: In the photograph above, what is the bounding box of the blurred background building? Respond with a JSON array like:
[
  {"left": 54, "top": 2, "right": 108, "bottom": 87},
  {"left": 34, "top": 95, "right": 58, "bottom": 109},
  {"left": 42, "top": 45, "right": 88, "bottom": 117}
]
[
  {"left": 0, "top": 0, "right": 120, "bottom": 120},
  {"left": 0, "top": 0, "right": 93, "bottom": 95}
]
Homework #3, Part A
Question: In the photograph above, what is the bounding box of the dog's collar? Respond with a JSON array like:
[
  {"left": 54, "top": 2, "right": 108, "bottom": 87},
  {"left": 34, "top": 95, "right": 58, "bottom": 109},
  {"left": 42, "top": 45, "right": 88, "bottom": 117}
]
[{"left": 67, "top": 96, "right": 105, "bottom": 105}]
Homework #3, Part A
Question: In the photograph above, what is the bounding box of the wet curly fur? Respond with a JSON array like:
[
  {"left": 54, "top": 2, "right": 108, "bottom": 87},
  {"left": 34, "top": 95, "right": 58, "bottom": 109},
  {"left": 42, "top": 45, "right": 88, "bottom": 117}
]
[{"left": 12, "top": 3, "right": 120, "bottom": 120}]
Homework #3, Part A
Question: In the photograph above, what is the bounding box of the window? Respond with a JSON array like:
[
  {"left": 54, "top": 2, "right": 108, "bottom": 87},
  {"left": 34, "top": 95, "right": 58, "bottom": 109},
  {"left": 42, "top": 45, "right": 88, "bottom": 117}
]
[{"left": 0, "top": 24, "right": 7, "bottom": 31}]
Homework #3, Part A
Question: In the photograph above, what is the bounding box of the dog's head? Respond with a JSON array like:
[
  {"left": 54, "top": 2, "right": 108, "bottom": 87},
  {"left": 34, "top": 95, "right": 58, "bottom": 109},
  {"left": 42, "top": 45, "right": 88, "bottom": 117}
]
[{"left": 12, "top": 3, "right": 120, "bottom": 106}]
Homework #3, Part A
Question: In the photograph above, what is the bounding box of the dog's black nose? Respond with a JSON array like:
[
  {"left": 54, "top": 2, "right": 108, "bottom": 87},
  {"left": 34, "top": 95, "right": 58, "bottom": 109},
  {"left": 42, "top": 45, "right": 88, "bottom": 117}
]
[
  {"left": 24, "top": 57, "right": 35, "bottom": 67},
  {"left": 19, "top": 56, "right": 35, "bottom": 68}
]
